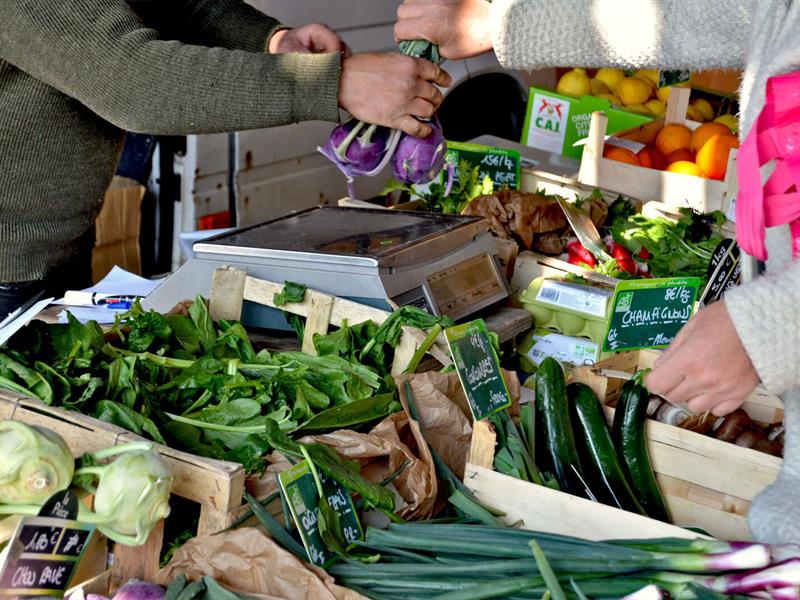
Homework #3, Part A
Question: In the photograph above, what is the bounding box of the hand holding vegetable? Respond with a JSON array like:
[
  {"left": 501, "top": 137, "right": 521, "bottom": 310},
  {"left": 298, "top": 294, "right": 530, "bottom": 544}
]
[
  {"left": 268, "top": 23, "right": 350, "bottom": 56},
  {"left": 338, "top": 53, "right": 451, "bottom": 137},
  {"left": 645, "top": 301, "right": 760, "bottom": 417},
  {"left": 395, "top": 0, "right": 494, "bottom": 60}
]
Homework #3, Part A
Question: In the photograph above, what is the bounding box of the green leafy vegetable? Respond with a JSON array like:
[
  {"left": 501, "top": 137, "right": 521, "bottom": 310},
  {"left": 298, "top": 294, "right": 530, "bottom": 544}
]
[
  {"left": 273, "top": 282, "right": 307, "bottom": 307},
  {"left": 382, "top": 159, "right": 493, "bottom": 215}
]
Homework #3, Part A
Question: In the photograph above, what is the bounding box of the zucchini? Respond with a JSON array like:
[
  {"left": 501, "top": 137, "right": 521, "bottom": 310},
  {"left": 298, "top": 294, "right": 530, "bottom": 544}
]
[
  {"left": 534, "top": 358, "right": 587, "bottom": 497},
  {"left": 611, "top": 379, "right": 671, "bottom": 522},
  {"left": 567, "top": 383, "right": 647, "bottom": 516}
]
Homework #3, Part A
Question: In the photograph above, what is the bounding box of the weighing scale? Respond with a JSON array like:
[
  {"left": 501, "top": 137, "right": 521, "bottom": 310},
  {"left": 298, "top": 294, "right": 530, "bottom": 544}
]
[{"left": 144, "top": 207, "right": 509, "bottom": 327}]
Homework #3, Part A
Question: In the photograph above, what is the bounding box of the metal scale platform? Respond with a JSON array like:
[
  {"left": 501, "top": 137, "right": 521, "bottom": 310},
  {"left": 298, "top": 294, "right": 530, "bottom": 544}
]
[{"left": 144, "top": 206, "right": 509, "bottom": 327}]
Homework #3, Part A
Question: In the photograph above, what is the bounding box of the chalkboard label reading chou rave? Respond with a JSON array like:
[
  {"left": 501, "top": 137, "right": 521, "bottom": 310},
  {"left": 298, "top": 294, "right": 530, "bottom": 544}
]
[
  {"left": 445, "top": 319, "right": 511, "bottom": 421},
  {"left": 603, "top": 277, "right": 701, "bottom": 353},
  {"left": 0, "top": 491, "right": 95, "bottom": 599}
]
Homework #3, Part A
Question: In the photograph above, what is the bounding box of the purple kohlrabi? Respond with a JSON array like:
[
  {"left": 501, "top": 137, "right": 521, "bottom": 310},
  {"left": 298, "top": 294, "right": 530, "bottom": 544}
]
[
  {"left": 320, "top": 119, "right": 395, "bottom": 176},
  {"left": 391, "top": 119, "right": 448, "bottom": 186}
]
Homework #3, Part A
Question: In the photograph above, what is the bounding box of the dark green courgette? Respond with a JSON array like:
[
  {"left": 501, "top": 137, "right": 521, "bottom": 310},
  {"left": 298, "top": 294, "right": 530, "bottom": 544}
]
[
  {"left": 612, "top": 379, "right": 671, "bottom": 522},
  {"left": 567, "top": 382, "right": 647, "bottom": 516},
  {"left": 534, "top": 358, "right": 587, "bottom": 497}
]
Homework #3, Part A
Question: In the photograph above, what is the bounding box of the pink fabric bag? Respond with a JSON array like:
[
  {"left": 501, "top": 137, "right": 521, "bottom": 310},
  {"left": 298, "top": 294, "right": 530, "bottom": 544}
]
[{"left": 736, "top": 71, "right": 800, "bottom": 261}]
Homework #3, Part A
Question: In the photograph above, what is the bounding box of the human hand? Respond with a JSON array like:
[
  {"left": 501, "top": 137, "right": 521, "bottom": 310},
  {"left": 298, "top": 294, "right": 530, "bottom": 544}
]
[
  {"left": 339, "top": 53, "right": 452, "bottom": 137},
  {"left": 395, "top": 0, "right": 493, "bottom": 60},
  {"left": 644, "top": 300, "right": 760, "bottom": 416},
  {"left": 269, "top": 23, "right": 351, "bottom": 56}
]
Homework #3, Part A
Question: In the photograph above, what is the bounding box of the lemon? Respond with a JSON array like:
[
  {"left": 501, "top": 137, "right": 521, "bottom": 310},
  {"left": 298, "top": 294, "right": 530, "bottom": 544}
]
[
  {"left": 693, "top": 98, "right": 715, "bottom": 121},
  {"left": 597, "top": 93, "right": 622, "bottom": 105},
  {"left": 594, "top": 68, "right": 626, "bottom": 92},
  {"left": 635, "top": 69, "right": 659, "bottom": 88},
  {"left": 685, "top": 104, "right": 704, "bottom": 122},
  {"left": 625, "top": 103, "right": 652, "bottom": 115},
  {"left": 714, "top": 113, "right": 739, "bottom": 133},
  {"left": 557, "top": 67, "right": 591, "bottom": 97},
  {"left": 656, "top": 86, "right": 672, "bottom": 103},
  {"left": 645, "top": 99, "right": 666, "bottom": 116},
  {"left": 616, "top": 76, "right": 652, "bottom": 106},
  {"left": 590, "top": 78, "right": 610, "bottom": 95}
]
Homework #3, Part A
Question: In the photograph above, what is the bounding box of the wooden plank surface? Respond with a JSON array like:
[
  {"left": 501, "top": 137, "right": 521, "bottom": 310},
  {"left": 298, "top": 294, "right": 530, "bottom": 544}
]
[{"left": 464, "top": 464, "right": 702, "bottom": 540}]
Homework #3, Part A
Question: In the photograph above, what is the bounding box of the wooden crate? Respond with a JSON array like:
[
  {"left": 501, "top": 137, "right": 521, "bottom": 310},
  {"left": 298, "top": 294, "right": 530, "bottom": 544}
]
[
  {"left": 0, "top": 389, "right": 246, "bottom": 586},
  {"left": 464, "top": 464, "right": 705, "bottom": 541},
  {"left": 576, "top": 88, "right": 737, "bottom": 214},
  {"left": 571, "top": 349, "right": 783, "bottom": 540}
]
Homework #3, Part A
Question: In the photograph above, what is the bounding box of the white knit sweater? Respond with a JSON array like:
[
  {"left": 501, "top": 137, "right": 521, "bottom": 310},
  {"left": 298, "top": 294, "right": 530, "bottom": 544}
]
[{"left": 488, "top": 0, "right": 800, "bottom": 541}]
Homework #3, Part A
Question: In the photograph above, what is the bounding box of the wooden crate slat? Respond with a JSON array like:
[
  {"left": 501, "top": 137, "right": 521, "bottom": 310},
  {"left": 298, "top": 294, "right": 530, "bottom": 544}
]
[
  {"left": 665, "top": 495, "right": 749, "bottom": 541},
  {"left": 464, "top": 464, "right": 701, "bottom": 540}
]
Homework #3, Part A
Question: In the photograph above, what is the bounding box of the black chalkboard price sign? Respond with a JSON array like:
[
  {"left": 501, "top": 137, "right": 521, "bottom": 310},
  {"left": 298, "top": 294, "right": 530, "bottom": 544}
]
[
  {"left": 603, "top": 277, "right": 701, "bottom": 353},
  {"left": 0, "top": 491, "right": 95, "bottom": 599},
  {"left": 446, "top": 141, "right": 521, "bottom": 189},
  {"left": 445, "top": 319, "right": 511, "bottom": 421}
]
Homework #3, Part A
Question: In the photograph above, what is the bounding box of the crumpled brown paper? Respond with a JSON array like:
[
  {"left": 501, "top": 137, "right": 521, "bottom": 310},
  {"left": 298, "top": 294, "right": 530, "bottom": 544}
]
[
  {"left": 155, "top": 528, "right": 366, "bottom": 600},
  {"left": 463, "top": 190, "right": 567, "bottom": 250}
]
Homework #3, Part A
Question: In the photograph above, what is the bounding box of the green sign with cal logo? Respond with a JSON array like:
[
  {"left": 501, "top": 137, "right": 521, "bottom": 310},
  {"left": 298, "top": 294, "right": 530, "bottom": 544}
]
[
  {"left": 603, "top": 277, "right": 701, "bottom": 353},
  {"left": 445, "top": 319, "right": 511, "bottom": 421}
]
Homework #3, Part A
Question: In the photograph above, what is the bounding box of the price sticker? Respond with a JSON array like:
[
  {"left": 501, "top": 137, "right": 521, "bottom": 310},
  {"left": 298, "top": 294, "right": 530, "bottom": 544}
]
[
  {"left": 603, "top": 277, "right": 701, "bottom": 352},
  {"left": 278, "top": 461, "right": 363, "bottom": 567},
  {"left": 445, "top": 319, "right": 511, "bottom": 421}
]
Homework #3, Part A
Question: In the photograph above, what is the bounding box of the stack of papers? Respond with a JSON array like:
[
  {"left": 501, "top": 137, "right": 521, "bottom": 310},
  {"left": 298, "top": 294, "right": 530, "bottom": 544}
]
[{"left": 55, "top": 266, "right": 161, "bottom": 324}]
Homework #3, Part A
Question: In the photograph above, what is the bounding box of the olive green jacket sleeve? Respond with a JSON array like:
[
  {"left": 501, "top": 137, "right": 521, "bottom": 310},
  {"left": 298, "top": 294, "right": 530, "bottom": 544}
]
[
  {"left": 0, "top": 0, "right": 340, "bottom": 135},
  {"left": 130, "top": 0, "right": 285, "bottom": 53}
]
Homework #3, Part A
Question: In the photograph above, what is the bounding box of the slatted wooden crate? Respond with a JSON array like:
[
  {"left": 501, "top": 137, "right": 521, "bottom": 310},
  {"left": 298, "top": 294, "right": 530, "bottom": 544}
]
[
  {"left": 576, "top": 87, "right": 737, "bottom": 215},
  {"left": 572, "top": 349, "right": 783, "bottom": 540},
  {"left": 0, "top": 389, "right": 245, "bottom": 587}
]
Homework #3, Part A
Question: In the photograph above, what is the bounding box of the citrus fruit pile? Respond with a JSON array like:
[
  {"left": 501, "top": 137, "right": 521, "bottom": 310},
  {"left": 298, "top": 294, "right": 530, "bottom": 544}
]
[
  {"left": 602, "top": 120, "right": 740, "bottom": 180},
  {"left": 556, "top": 67, "right": 738, "bottom": 130}
]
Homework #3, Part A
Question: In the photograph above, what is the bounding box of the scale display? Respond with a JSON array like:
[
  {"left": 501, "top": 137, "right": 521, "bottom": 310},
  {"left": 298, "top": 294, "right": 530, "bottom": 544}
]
[{"left": 202, "top": 207, "right": 483, "bottom": 261}]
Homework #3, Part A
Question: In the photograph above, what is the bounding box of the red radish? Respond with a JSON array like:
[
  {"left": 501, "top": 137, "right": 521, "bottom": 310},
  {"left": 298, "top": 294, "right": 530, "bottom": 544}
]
[
  {"left": 566, "top": 239, "right": 597, "bottom": 268},
  {"left": 638, "top": 247, "right": 652, "bottom": 259}
]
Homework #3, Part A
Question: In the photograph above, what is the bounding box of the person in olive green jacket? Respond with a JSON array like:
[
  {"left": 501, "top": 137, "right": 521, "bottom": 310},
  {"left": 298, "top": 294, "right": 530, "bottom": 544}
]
[{"left": 0, "top": 0, "right": 451, "bottom": 319}]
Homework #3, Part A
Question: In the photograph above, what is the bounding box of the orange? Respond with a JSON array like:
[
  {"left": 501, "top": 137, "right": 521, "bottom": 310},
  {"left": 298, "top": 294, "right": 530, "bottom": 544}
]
[
  {"left": 636, "top": 147, "right": 665, "bottom": 170},
  {"left": 695, "top": 133, "right": 740, "bottom": 180},
  {"left": 664, "top": 148, "right": 694, "bottom": 165},
  {"left": 603, "top": 146, "right": 640, "bottom": 165},
  {"left": 666, "top": 161, "right": 703, "bottom": 177},
  {"left": 690, "top": 122, "right": 731, "bottom": 154},
  {"left": 654, "top": 124, "right": 692, "bottom": 156}
]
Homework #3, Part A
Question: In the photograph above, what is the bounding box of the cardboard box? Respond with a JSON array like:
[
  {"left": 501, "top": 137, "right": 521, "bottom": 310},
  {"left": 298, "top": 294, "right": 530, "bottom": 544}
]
[
  {"left": 92, "top": 177, "right": 144, "bottom": 282},
  {"left": 521, "top": 87, "right": 652, "bottom": 159}
]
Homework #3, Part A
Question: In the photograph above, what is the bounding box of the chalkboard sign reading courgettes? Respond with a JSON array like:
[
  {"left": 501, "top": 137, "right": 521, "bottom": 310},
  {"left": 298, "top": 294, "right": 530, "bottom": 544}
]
[
  {"left": 446, "top": 141, "right": 521, "bottom": 189},
  {"left": 0, "top": 491, "right": 95, "bottom": 598},
  {"left": 278, "top": 460, "right": 363, "bottom": 567},
  {"left": 445, "top": 319, "right": 511, "bottom": 421},
  {"left": 603, "top": 277, "right": 701, "bottom": 353}
]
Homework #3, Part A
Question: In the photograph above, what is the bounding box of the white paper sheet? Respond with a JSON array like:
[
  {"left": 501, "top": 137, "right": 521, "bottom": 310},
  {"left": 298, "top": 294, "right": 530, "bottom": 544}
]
[{"left": 0, "top": 297, "right": 55, "bottom": 347}]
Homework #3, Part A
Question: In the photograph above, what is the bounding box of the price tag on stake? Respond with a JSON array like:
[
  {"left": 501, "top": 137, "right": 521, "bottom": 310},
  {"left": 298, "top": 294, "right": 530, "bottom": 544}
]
[
  {"left": 445, "top": 141, "right": 521, "bottom": 189},
  {"left": 0, "top": 491, "right": 95, "bottom": 599},
  {"left": 603, "top": 277, "right": 701, "bottom": 353},
  {"left": 445, "top": 319, "right": 511, "bottom": 421},
  {"left": 699, "top": 239, "right": 742, "bottom": 306},
  {"left": 278, "top": 460, "right": 363, "bottom": 568}
]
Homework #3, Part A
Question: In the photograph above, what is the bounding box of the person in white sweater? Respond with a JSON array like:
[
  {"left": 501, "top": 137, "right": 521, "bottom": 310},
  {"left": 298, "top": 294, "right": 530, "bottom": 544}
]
[{"left": 396, "top": 0, "right": 800, "bottom": 542}]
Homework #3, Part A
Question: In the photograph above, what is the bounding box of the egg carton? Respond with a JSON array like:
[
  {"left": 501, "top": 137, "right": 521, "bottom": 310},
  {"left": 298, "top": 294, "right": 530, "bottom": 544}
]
[{"left": 518, "top": 277, "right": 614, "bottom": 345}]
